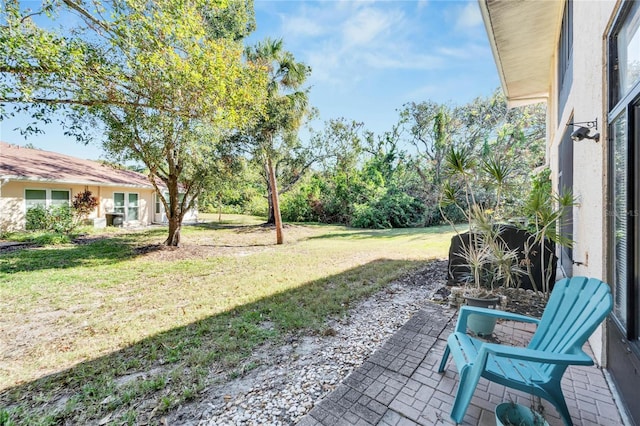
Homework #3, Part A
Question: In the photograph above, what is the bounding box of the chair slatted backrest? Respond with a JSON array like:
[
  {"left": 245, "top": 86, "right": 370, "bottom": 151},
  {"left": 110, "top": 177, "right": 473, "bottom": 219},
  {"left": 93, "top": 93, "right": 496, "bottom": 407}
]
[{"left": 527, "top": 277, "right": 613, "bottom": 375}]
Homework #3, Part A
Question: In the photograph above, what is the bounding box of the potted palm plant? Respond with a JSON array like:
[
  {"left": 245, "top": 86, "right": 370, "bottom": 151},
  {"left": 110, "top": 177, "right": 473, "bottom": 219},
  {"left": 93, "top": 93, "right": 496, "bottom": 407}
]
[
  {"left": 442, "top": 148, "right": 577, "bottom": 335},
  {"left": 441, "top": 147, "right": 524, "bottom": 335}
]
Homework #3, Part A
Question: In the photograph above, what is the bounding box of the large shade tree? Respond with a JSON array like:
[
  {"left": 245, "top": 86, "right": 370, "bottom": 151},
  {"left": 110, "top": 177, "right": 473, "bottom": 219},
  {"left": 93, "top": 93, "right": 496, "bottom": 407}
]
[
  {"left": 1, "top": 0, "right": 267, "bottom": 245},
  {"left": 243, "top": 38, "right": 312, "bottom": 244}
]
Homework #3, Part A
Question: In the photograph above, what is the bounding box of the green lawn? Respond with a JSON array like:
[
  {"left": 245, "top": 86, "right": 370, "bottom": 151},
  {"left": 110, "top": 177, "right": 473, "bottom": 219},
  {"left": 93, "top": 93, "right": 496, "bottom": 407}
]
[{"left": 0, "top": 215, "right": 454, "bottom": 425}]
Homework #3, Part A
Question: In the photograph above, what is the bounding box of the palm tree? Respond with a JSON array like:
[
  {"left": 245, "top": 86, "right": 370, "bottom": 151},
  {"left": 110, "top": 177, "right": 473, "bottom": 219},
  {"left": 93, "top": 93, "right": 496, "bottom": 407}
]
[{"left": 245, "top": 38, "right": 311, "bottom": 244}]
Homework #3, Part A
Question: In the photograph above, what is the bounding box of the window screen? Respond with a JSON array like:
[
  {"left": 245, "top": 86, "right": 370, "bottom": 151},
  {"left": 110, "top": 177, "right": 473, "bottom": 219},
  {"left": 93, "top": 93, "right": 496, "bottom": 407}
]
[
  {"left": 128, "top": 193, "right": 139, "bottom": 221},
  {"left": 51, "top": 190, "right": 70, "bottom": 207},
  {"left": 114, "top": 193, "right": 125, "bottom": 215},
  {"left": 612, "top": 112, "right": 629, "bottom": 327},
  {"left": 25, "top": 189, "right": 46, "bottom": 210}
]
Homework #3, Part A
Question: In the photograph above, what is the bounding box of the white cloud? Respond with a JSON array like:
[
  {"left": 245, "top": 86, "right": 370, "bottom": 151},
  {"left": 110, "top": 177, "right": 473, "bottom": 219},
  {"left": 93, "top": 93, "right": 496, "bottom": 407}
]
[
  {"left": 436, "top": 43, "right": 490, "bottom": 60},
  {"left": 270, "top": 1, "right": 488, "bottom": 91},
  {"left": 359, "top": 51, "right": 444, "bottom": 70},
  {"left": 341, "top": 7, "right": 396, "bottom": 47},
  {"left": 455, "top": 2, "right": 483, "bottom": 30},
  {"left": 281, "top": 15, "right": 327, "bottom": 37}
]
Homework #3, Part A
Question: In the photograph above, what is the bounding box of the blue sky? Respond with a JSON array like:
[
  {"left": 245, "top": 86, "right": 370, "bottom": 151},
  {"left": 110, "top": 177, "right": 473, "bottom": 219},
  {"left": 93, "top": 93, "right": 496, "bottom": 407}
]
[{"left": 0, "top": 0, "right": 500, "bottom": 160}]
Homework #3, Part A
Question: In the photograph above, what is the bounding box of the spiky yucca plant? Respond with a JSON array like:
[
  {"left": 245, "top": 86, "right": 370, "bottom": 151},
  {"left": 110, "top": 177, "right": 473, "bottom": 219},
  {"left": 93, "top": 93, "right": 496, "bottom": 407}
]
[{"left": 441, "top": 147, "right": 524, "bottom": 294}]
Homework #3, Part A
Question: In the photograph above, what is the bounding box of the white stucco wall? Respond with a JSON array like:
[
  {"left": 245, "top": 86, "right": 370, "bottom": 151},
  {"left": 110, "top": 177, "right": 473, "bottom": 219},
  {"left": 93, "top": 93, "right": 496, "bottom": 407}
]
[
  {"left": 548, "top": 0, "right": 618, "bottom": 365},
  {"left": 0, "top": 181, "right": 155, "bottom": 230}
]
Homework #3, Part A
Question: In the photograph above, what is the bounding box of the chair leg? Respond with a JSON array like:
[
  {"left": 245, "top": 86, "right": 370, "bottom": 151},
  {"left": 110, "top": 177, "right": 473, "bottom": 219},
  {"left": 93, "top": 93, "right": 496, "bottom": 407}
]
[
  {"left": 543, "top": 383, "right": 573, "bottom": 426},
  {"left": 438, "top": 345, "right": 450, "bottom": 373},
  {"left": 450, "top": 365, "right": 482, "bottom": 424}
]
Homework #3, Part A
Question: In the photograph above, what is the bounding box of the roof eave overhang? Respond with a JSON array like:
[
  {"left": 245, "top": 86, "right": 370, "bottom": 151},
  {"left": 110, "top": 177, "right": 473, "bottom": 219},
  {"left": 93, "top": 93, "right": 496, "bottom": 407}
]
[
  {"left": 478, "top": 0, "right": 565, "bottom": 108},
  {"left": 0, "top": 176, "right": 159, "bottom": 190}
]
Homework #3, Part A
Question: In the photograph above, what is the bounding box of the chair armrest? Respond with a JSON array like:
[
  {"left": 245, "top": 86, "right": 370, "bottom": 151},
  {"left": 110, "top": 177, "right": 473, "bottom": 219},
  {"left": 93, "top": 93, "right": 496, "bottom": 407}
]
[
  {"left": 455, "top": 306, "right": 540, "bottom": 333},
  {"left": 479, "top": 343, "right": 594, "bottom": 366}
]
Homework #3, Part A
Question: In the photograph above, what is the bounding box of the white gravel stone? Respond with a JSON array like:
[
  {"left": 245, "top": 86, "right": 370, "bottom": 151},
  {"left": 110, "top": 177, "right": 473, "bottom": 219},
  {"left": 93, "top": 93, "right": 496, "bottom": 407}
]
[{"left": 166, "top": 260, "right": 447, "bottom": 426}]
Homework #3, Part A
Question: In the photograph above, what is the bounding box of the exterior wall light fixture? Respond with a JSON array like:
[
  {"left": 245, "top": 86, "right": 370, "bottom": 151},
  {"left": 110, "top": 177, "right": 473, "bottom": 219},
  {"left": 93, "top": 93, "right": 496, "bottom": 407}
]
[{"left": 567, "top": 118, "right": 600, "bottom": 142}]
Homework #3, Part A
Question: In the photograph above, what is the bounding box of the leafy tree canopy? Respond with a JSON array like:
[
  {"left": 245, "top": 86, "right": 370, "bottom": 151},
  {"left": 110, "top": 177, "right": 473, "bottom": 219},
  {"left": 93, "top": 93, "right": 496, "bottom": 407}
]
[
  {"left": 1, "top": 0, "right": 267, "bottom": 137},
  {"left": 1, "top": 0, "right": 268, "bottom": 246}
]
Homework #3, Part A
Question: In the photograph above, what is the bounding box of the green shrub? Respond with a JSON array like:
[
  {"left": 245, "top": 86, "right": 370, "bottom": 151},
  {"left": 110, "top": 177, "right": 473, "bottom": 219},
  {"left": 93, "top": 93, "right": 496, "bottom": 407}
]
[
  {"left": 351, "top": 203, "right": 389, "bottom": 228},
  {"left": 221, "top": 204, "right": 246, "bottom": 214},
  {"left": 0, "top": 408, "right": 16, "bottom": 426},
  {"left": 424, "top": 203, "right": 466, "bottom": 226},
  {"left": 351, "top": 191, "right": 426, "bottom": 229},
  {"left": 25, "top": 205, "right": 49, "bottom": 231},
  {"left": 280, "top": 190, "right": 317, "bottom": 222},
  {"left": 25, "top": 205, "right": 76, "bottom": 234},
  {"left": 29, "top": 232, "right": 72, "bottom": 245},
  {"left": 377, "top": 191, "right": 425, "bottom": 228},
  {"left": 245, "top": 196, "right": 268, "bottom": 218},
  {"left": 49, "top": 205, "right": 75, "bottom": 233}
]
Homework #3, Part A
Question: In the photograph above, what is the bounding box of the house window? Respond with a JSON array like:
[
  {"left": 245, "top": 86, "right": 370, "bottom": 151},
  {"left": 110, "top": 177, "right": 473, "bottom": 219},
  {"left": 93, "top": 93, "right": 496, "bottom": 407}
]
[
  {"left": 113, "top": 192, "right": 139, "bottom": 221},
  {"left": 128, "top": 193, "right": 139, "bottom": 221},
  {"left": 609, "top": 0, "right": 640, "bottom": 342},
  {"left": 558, "top": 0, "right": 573, "bottom": 84},
  {"left": 557, "top": 0, "right": 573, "bottom": 121},
  {"left": 25, "top": 189, "right": 70, "bottom": 210},
  {"left": 51, "top": 190, "right": 70, "bottom": 207},
  {"left": 155, "top": 192, "right": 186, "bottom": 216},
  {"left": 607, "top": 3, "right": 640, "bottom": 423},
  {"left": 25, "top": 189, "right": 46, "bottom": 210},
  {"left": 611, "top": 112, "right": 629, "bottom": 326},
  {"left": 611, "top": 0, "right": 640, "bottom": 106}
]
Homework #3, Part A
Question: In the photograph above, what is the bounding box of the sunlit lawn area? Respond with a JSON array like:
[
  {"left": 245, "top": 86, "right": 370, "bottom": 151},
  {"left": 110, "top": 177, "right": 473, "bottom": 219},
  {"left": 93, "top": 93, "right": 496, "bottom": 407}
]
[{"left": 0, "top": 215, "right": 454, "bottom": 424}]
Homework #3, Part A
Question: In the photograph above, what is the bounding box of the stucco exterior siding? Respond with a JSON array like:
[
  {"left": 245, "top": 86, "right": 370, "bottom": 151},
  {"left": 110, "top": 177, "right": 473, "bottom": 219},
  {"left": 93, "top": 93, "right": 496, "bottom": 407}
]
[
  {"left": 480, "top": 1, "right": 640, "bottom": 420},
  {"left": 0, "top": 180, "right": 155, "bottom": 231},
  {"left": 547, "top": 0, "right": 618, "bottom": 364}
]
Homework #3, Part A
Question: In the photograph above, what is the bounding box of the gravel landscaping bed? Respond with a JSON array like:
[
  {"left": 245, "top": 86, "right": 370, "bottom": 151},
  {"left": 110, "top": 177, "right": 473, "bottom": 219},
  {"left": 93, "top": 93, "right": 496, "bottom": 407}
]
[
  {"left": 166, "top": 260, "right": 449, "bottom": 425},
  {"left": 164, "top": 259, "right": 549, "bottom": 425}
]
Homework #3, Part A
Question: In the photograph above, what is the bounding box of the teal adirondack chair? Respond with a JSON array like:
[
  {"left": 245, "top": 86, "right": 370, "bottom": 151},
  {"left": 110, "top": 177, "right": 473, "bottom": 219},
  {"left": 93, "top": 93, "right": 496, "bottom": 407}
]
[{"left": 438, "top": 276, "right": 612, "bottom": 426}]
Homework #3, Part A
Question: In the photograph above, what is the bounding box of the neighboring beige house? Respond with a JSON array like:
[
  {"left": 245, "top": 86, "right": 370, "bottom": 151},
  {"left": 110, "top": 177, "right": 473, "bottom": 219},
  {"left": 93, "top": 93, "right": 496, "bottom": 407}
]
[
  {"left": 0, "top": 142, "right": 196, "bottom": 231},
  {"left": 479, "top": 0, "right": 639, "bottom": 423}
]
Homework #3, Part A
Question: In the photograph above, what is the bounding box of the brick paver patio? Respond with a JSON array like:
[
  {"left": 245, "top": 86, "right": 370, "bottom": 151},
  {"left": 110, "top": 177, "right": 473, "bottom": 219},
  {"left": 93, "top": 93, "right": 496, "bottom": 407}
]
[{"left": 297, "top": 302, "right": 626, "bottom": 426}]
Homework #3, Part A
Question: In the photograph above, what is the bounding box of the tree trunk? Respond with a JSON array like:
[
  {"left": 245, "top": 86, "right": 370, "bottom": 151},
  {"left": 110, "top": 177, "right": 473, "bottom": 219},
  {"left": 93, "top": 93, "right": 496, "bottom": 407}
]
[
  {"left": 163, "top": 179, "right": 183, "bottom": 247},
  {"left": 165, "top": 215, "right": 182, "bottom": 246},
  {"left": 267, "top": 156, "right": 283, "bottom": 244},
  {"left": 265, "top": 162, "right": 276, "bottom": 224},
  {"left": 266, "top": 190, "right": 276, "bottom": 224}
]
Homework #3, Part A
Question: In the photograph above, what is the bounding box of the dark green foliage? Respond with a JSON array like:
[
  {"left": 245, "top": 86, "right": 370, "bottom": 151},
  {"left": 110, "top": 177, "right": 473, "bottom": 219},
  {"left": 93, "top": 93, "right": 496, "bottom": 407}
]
[
  {"left": 431, "top": 203, "right": 466, "bottom": 225},
  {"left": 350, "top": 204, "right": 389, "bottom": 228},
  {"left": 351, "top": 191, "right": 425, "bottom": 229},
  {"left": 198, "top": 158, "right": 264, "bottom": 215},
  {"left": 201, "top": 90, "right": 546, "bottom": 230},
  {"left": 25, "top": 206, "right": 48, "bottom": 231},
  {"left": 25, "top": 205, "right": 76, "bottom": 234},
  {"left": 0, "top": 408, "right": 16, "bottom": 426},
  {"left": 49, "top": 205, "right": 75, "bottom": 234},
  {"left": 281, "top": 156, "right": 428, "bottom": 229},
  {"left": 280, "top": 189, "right": 317, "bottom": 222}
]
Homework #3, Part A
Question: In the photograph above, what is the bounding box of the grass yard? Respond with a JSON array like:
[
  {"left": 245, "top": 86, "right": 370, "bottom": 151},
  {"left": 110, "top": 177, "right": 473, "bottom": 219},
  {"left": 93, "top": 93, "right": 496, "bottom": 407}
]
[{"left": 0, "top": 215, "right": 454, "bottom": 425}]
